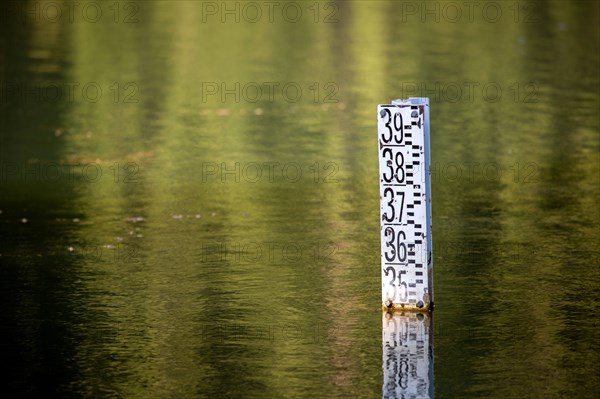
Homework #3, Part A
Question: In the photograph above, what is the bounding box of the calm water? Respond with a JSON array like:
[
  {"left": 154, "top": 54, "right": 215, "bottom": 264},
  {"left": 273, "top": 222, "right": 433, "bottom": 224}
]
[{"left": 1, "top": 1, "right": 598, "bottom": 398}]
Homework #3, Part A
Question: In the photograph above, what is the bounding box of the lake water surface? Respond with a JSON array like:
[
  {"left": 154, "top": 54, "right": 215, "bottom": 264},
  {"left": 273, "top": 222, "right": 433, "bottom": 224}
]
[{"left": 1, "top": 1, "right": 598, "bottom": 398}]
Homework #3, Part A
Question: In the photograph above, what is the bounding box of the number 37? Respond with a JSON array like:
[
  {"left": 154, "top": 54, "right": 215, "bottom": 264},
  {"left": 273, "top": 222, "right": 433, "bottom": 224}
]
[{"left": 382, "top": 188, "right": 405, "bottom": 223}]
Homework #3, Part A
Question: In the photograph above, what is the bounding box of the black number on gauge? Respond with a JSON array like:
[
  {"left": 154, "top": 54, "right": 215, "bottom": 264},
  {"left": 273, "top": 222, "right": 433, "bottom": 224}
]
[
  {"left": 383, "top": 266, "right": 408, "bottom": 301},
  {"left": 384, "top": 227, "right": 396, "bottom": 262},
  {"left": 382, "top": 148, "right": 405, "bottom": 183},
  {"left": 382, "top": 188, "right": 405, "bottom": 223},
  {"left": 380, "top": 108, "right": 404, "bottom": 144},
  {"left": 383, "top": 266, "right": 397, "bottom": 302},
  {"left": 384, "top": 228, "right": 408, "bottom": 262}
]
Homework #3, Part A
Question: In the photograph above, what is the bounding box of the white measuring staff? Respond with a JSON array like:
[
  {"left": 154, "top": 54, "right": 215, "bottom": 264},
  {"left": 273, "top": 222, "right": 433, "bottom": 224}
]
[{"left": 378, "top": 98, "right": 433, "bottom": 311}]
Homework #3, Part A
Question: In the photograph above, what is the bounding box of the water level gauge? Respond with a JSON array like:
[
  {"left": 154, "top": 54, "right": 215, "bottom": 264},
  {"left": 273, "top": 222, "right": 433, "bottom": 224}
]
[{"left": 378, "top": 98, "right": 433, "bottom": 311}]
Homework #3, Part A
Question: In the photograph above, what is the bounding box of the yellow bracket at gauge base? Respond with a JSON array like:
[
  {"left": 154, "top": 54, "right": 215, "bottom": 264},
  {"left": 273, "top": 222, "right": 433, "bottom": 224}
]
[{"left": 382, "top": 302, "right": 433, "bottom": 314}]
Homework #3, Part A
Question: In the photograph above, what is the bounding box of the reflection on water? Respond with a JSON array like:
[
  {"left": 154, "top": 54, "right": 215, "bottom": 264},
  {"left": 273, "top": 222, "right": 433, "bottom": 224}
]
[{"left": 383, "top": 312, "right": 433, "bottom": 399}]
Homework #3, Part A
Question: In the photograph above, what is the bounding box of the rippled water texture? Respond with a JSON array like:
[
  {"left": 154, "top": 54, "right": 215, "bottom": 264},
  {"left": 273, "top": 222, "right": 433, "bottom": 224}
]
[{"left": 0, "top": 1, "right": 598, "bottom": 398}]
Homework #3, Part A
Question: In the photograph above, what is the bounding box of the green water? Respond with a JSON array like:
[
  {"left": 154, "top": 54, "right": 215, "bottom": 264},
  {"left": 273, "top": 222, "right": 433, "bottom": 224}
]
[{"left": 1, "top": 1, "right": 598, "bottom": 398}]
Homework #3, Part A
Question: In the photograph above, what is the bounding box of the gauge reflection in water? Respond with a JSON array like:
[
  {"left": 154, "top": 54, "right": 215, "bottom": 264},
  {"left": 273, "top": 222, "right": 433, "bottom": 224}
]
[{"left": 382, "top": 311, "right": 433, "bottom": 399}]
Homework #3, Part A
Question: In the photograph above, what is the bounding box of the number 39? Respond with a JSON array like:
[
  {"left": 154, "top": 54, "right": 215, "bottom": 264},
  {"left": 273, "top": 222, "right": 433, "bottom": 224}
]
[{"left": 380, "top": 108, "right": 404, "bottom": 144}]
